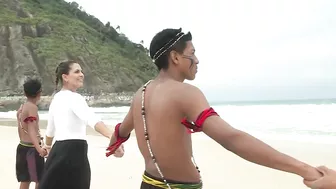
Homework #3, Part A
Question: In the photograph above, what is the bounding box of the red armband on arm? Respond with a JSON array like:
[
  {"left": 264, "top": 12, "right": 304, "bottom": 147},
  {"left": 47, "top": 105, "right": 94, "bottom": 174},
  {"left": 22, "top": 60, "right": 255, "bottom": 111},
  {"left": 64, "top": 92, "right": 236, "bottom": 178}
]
[
  {"left": 106, "top": 123, "right": 130, "bottom": 157},
  {"left": 181, "top": 107, "right": 219, "bottom": 133},
  {"left": 23, "top": 116, "right": 37, "bottom": 123}
]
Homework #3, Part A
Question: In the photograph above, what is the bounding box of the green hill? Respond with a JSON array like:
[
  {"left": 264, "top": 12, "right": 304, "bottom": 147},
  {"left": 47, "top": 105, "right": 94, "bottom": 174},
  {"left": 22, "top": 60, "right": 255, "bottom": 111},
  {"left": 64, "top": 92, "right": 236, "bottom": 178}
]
[{"left": 0, "top": 0, "right": 157, "bottom": 95}]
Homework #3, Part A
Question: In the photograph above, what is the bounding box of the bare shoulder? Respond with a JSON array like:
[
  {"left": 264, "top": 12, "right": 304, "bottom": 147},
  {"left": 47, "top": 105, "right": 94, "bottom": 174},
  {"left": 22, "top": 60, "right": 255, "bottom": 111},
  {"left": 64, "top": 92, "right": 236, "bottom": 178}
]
[
  {"left": 132, "top": 86, "right": 144, "bottom": 103},
  {"left": 16, "top": 104, "right": 23, "bottom": 119},
  {"left": 20, "top": 103, "right": 38, "bottom": 120},
  {"left": 129, "top": 86, "right": 144, "bottom": 113},
  {"left": 134, "top": 86, "right": 143, "bottom": 99},
  {"left": 171, "top": 82, "right": 210, "bottom": 120},
  {"left": 174, "top": 82, "right": 208, "bottom": 104},
  {"left": 24, "top": 102, "right": 38, "bottom": 113},
  {"left": 179, "top": 82, "right": 203, "bottom": 92}
]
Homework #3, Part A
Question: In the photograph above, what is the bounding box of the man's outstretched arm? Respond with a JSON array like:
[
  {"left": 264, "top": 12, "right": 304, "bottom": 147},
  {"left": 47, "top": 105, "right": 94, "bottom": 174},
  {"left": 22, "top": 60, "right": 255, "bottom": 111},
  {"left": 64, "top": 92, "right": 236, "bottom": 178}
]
[{"left": 179, "top": 83, "right": 321, "bottom": 181}]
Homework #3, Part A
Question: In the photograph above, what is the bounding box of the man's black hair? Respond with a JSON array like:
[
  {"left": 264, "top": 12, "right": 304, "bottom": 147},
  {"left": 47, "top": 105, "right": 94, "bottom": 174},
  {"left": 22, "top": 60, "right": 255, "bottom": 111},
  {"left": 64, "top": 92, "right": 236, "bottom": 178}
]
[
  {"left": 149, "top": 28, "right": 192, "bottom": 70},
  {"left": 23, "top": 78, "right": 42, "bottom": 98}
]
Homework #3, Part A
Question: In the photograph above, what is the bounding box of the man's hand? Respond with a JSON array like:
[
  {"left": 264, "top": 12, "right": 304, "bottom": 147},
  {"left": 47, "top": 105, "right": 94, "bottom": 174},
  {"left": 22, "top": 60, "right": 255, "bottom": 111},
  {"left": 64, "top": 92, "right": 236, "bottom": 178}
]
[
  {"left": 42, "top": 145, "right": 52, "bottom": 157},
  {"left": 302, "top": 165, "right": 323, "bottom": 182},
  {"left": 107, "top": 134, "right": 125, "bottom": 158},
  {"left": 37, "top": 147, "right": 48, "bottom": 157},
  {"left": 304, "top": 166, "right": 336, "bottom": 189},
  {"left": 113, "top": 144, "right": 124, "bottom": 158}
]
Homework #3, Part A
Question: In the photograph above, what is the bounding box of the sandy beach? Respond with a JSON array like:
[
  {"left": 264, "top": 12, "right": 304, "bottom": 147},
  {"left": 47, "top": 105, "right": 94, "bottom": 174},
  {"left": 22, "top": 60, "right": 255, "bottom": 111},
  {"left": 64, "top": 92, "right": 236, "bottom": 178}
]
[{"left": 1, "top": 123, "right": 336, "bottom": 189}]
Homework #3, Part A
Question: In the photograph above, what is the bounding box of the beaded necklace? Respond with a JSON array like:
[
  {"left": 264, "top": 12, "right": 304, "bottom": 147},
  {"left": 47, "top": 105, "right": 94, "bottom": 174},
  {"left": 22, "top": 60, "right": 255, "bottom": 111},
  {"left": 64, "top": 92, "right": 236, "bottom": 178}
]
[{"left": 141, "top": 80, "right": 202, "bottom": 188}]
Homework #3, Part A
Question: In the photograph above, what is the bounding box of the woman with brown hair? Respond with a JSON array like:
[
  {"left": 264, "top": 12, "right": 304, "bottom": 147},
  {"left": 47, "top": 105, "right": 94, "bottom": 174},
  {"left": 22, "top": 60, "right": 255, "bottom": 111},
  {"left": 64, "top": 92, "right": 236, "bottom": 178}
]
[{"left": 38, "top": 60, "right": 124, "bottom": 189}]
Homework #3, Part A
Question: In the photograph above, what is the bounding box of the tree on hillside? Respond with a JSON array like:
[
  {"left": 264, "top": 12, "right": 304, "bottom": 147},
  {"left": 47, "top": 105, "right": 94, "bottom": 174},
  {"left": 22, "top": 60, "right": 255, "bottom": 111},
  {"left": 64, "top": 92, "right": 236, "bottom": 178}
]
[{"left": 70, "top": 1, "right": 79, "bottom": 16}]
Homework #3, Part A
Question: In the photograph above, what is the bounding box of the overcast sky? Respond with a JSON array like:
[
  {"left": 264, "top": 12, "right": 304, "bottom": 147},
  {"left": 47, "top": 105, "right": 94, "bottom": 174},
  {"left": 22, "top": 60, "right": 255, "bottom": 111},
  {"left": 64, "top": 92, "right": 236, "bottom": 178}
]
[{"left": 66, "top": 0, "right": 336, "bottom": 101}]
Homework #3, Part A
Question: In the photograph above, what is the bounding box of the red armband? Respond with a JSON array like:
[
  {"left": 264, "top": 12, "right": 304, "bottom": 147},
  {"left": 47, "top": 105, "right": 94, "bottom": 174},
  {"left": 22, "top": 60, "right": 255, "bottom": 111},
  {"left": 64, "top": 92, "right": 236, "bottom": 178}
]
[
  {"left": 106, "top": 123, "right": 130, "bottom": 157},
  {"left": 23, "top": 116, "right": 37, "bottom": 123},
  {"left": 181, "top": 107, "right": 219, "bottom": 133}
]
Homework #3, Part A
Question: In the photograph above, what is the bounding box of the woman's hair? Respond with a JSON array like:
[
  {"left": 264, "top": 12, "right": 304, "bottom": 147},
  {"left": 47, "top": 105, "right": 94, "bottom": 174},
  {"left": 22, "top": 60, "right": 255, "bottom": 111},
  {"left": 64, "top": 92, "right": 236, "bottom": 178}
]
[
  {"left": 149, "top": 28, "right": 192, "bottom": 70},
  {"left": 54, "top": 60, "right": 78, "bottom": 92}
]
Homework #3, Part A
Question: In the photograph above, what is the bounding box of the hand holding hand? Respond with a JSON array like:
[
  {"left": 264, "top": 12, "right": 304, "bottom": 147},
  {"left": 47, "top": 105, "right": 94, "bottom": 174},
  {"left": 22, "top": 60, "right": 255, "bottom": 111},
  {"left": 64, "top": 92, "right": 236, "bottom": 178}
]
[
  {"left": 42, "top": 145, "right": 52, "bottom": 158},
  {"left": 301, "top": 165, "right": 323, "bottom": 182},
  {"left": 38, "top": 147, "right": 48, "bottom": 157},
  {"left": 113, "top": 144, "right": 125, "bottom": 158},
  {"left": 304, "top": 166, "right": 336, "bottom": 189}
]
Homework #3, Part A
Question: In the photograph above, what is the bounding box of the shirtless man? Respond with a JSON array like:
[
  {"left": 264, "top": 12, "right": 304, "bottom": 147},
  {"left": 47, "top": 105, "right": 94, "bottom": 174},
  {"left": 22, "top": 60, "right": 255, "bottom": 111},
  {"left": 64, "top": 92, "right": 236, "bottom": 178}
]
[
  {"left": 16, "top": 78, "right": 47, "bottom": 189},
  {"left": 304, "top": 166, "right": 336, "bottom": 189},
  {"left": 106, "top": 28, "right": 322, "bottom": 188}
]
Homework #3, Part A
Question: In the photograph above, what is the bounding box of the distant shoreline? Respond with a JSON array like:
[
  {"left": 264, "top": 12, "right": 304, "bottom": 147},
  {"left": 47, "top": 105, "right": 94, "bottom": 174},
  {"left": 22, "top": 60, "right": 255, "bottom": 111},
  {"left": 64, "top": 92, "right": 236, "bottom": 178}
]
[
  {"left": 1, "top": 97, "right": 336, "bottom": 112},
  {"left": 209, "top": 98, "right": 336, "bottom": 106},
  {"left": 0, "top": 93, "right": 133, "bottom": 111}
]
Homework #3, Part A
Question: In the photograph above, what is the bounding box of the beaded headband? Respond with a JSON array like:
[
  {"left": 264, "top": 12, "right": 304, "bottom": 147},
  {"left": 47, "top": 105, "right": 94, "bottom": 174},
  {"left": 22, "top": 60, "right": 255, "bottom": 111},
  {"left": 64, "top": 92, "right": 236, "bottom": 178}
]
[{"left": 152, "top": 32, "right": 187, "bottom": 62}]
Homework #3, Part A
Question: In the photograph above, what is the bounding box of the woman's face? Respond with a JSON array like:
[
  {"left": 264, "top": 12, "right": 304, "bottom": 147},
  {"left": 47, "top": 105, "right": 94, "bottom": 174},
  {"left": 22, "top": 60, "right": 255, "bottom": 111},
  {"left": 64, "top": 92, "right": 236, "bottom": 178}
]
[{"left": 62, "top": 63, "right": 84, "bottom": 90}]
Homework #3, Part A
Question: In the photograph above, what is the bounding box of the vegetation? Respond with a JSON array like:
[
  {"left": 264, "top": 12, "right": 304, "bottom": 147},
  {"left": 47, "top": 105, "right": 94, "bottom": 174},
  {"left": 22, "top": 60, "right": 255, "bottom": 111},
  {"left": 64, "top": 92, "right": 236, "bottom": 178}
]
[{"left": 0, "top": 0, "right": 157, "bottom": 94}]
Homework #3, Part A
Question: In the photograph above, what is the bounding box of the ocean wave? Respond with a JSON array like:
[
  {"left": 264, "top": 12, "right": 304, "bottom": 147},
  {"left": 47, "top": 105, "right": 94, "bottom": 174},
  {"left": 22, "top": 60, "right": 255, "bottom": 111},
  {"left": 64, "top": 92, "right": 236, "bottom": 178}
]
[{"left": 1, "top": 103, "right": 335, "bottom": 142}]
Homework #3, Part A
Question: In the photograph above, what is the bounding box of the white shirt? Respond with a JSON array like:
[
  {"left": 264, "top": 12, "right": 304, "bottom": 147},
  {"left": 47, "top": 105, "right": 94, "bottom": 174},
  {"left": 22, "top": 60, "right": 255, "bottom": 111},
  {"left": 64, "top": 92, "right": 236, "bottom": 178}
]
[{"left": 46, "top": 90, "right": 101, "bottom": 141}]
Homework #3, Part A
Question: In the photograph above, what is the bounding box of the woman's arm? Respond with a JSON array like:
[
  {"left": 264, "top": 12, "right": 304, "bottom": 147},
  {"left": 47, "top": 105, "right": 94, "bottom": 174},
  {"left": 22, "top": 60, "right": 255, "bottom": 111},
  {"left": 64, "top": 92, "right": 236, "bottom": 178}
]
[
  {"left": 45, "top": 103, "right": 55, "bottom": 148},
  {"left": 94, "top": 121, "right": 113, "bottom": 139},
  {"left": 70, "top": 93, "right": 112, "bottom": 139}
]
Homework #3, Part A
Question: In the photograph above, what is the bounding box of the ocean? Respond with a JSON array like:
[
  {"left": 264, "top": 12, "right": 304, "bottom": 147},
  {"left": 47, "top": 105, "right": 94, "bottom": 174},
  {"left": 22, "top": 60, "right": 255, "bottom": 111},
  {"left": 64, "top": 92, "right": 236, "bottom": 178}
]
[{"left": 1, "top": 99, "right": 335, "bottom": 144}]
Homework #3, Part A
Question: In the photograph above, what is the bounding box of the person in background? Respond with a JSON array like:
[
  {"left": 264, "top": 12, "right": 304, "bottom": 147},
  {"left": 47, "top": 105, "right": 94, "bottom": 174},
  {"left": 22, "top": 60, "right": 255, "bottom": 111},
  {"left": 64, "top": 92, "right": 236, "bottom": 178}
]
[
  {"left": 16, "top": 78, "right": 47, "bottom": 189},
  {"left": 38, "top": 60, "right": 124, "bottom": 189},
  {"left": 106, "top": 28, "right": 322, "bottom": 189}
]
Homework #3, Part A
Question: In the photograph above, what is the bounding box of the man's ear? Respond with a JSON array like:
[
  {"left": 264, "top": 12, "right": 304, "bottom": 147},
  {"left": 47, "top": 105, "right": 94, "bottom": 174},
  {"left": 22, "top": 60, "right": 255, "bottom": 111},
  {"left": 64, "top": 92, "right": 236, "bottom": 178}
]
[{"left": 170, "top": 50, "right": 180, "bottom": 65}]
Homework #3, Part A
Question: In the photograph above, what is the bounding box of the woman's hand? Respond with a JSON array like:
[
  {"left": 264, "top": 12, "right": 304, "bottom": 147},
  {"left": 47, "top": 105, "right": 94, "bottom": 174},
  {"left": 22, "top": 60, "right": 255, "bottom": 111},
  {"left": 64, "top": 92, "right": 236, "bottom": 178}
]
[
  {"left": 113, "top": 144, "right": 125, "bottom": 158},
  {"left": 302, "top": 165, "right": 323, "bottom": 181},
  {"left": 38, "top": 147, "right": 48, "bottom": 157},
  {"left": 304, "top": 166, "right": 336, "bottom": 189}
]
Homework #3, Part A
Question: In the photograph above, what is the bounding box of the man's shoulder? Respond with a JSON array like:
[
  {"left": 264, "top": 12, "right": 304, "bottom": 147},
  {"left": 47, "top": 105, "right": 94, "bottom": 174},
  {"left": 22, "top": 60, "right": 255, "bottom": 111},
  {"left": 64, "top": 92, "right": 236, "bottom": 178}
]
[
  {"left": 20, "top": 102, "right": 39, "bottom": 123},
  {"left": 171, "top": 82, "right": 208, "bottom": 108},
  {"left": 174, "top": 82, "right": 203, "bottom": 95},
  {"left": 24, "top": 102, "right": 38, "bottom": 112}
]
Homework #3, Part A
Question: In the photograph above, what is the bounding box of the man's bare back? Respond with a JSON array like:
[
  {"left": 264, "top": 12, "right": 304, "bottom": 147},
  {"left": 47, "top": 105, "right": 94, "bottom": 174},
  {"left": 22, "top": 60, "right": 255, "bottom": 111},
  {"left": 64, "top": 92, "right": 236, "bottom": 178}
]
[
  {"left": 17, "top": 102, "right": 41, "bottom": 144},
  {"left": 132, "top": 80, "right": 200, "bottom": 182},
  {"left": 106, "top": 28, "right": 323, "bottom": 189}
]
